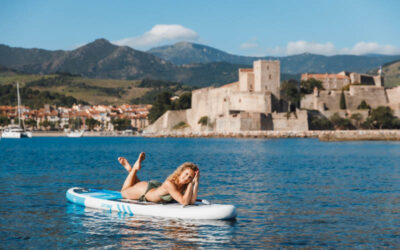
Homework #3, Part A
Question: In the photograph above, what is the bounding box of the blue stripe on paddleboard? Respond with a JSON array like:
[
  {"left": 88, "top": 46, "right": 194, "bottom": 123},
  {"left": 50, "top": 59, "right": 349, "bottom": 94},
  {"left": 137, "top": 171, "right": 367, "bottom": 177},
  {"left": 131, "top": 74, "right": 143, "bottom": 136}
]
[
  {"left": 126, "top": 205, "right": 133, "bottom": 215},
  {"left": 66, "top": 191, "right": 85, "bottom": 206},
  {"left": 123, "top": 205, "right": 131, "bottom": 215},
  {"left": 121, "top": 204, "right": 127, "bottom": 213}
]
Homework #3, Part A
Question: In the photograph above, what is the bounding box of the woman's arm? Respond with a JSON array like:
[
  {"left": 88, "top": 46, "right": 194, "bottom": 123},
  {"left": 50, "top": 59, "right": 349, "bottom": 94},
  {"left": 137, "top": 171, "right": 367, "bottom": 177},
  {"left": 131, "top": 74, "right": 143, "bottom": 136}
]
[
  {"left": 164, "top": 181, "right": 194, "bottom": 205},
  {"left": 190, "top": 171, "right": 199, "bottom": 204}
]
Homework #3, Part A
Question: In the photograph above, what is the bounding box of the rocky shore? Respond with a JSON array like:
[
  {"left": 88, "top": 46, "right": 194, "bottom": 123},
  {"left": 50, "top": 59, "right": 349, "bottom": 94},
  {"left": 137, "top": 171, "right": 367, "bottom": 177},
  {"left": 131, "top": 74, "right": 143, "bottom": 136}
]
[
  {"left": 144, "top": 130, "right": 400, "bottom": 141},
  {"left": 31, "top": 131, "right": 138, "bottom": 137},
  {"left": 23, "top": 130, "right": 400, "bottom": 141}
]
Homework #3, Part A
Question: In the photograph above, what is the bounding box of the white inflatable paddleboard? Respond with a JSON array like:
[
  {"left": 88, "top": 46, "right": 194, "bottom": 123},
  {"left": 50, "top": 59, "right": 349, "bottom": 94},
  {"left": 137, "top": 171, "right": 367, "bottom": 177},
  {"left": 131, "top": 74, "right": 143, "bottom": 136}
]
[{"left": 66, "top": 187, "right": 237, "bottom": 220}]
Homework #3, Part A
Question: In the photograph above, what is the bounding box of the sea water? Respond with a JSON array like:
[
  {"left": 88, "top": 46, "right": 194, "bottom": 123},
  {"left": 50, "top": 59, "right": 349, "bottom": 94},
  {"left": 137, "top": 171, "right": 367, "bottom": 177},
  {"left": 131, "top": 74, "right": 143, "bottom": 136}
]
[{"left": 0, "top": 137, "right": 399, "bottom": 248}]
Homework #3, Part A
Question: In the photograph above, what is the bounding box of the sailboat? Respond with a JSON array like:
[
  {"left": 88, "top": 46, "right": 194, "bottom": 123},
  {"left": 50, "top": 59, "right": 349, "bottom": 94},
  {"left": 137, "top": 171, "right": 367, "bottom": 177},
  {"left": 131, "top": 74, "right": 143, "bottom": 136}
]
[{"left": 1, "top": 82, "right": 32, "bottom": 139}]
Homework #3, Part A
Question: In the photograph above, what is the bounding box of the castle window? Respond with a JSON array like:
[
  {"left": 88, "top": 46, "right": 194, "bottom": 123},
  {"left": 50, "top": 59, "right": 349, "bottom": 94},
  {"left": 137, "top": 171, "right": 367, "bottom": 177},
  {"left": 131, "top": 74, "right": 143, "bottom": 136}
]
[
  {"left": 267, "top": 66, "right": 269, "bottom": 70},
  {"left": 224, "top": 98, "right": 226, "bottom": 102},
  {"left": 269, "top": 74, "right": 272, "bottom": 79},
  {"left": 239, "top": 98, "right": 241, "bottom": 103}
]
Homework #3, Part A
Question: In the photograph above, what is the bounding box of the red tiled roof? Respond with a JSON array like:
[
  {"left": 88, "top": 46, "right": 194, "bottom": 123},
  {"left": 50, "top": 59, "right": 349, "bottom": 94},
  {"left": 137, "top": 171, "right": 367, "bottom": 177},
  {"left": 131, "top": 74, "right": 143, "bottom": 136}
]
[{"left": 239, "top": 68, "right": 253, "bottom": 72}]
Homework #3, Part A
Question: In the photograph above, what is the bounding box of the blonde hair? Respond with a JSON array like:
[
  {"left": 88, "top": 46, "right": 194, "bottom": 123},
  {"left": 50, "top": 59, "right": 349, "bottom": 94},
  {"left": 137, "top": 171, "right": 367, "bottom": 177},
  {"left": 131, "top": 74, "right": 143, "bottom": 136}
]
[{"left": 167, "top": 162, "right": 198, "bottom": 186}]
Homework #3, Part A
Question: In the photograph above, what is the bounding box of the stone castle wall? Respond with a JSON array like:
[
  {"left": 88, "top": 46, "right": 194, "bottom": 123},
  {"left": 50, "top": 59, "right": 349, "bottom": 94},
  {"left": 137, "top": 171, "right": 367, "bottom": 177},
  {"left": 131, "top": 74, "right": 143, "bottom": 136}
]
[
  {"left": 215, "top": 112, "right": 273, "bottom": 132},
  {"left": 190, "top": 85, "right": 235, "bottom": 131},
  {"left": 348, "top": 86, "right": 388, "bottom": 109},
  {"left": 271, "top": 110, "right": 309, "bottom": 131},
  {"left": 302, "top": 85, "right": 390, "bottom": 112},
  {"left": 387, "top": 86, "right": 400, "bottom": 117},
  {"left": 146, "top": 109, "right": 191, "bottom": 133}
]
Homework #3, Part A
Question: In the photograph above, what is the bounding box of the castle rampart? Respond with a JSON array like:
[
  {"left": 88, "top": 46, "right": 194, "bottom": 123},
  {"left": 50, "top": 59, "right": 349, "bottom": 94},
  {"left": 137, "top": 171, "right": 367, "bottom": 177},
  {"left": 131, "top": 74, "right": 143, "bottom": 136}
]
[{"left": 147, "top": 60, "right": 308, "bottom": 134}]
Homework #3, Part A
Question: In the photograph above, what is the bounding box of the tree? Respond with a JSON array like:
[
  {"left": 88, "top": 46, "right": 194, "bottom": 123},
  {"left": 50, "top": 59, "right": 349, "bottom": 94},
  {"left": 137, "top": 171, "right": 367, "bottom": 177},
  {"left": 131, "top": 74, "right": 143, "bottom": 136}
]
[
  {"left": 69, "top": 118, "right": 83, "bottom": 130},
  {"left": 364, "top": 106, "right": 399, "bottom": 129},
  {"left": 357, "top": 100, "right": 370, "bottom": 110},
  {"left": 148, "top": 92, "right": 172, "bottom": 123},
  {"left": 300, "top": 78, "right": 324, "bottom": 94},
  {"left": 40, "top": 119, "right": 56, "bottom": 130},
  {"left": 309, "top": 116, "right": 333, "bottom": 130},
  {"left": 0, "top": 115, "right": 10, "bottom": 126},
  {"left": 112, "top": 118, "right": 131, "bottom": 131},
  {"left": 86, "top": 118, "right": 100, "bottom": 131},
  {"left": 198, "top": 116, "right": 209, "bottom": 126},
  {"left": 350, "top": 113, "right": 363, "bottom": 129},
  {"left": 172, "top": 92, "right": 192, "bottom": 110},
  {"left": 281, "top": 80, "right": 301, "bottom": 111},
  {"left": 24, "top": 119, "right": 37, "bottom": 129},
  {"left": 340, "top": 90, "right": 347, "bottom": 110},
  {"left": 330, "top": 113, "right": 355, "bottom": 130}
]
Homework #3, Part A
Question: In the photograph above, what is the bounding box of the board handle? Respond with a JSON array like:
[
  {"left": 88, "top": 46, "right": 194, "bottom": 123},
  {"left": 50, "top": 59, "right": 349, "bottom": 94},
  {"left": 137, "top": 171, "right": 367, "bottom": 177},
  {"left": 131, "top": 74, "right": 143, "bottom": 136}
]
[{"left": 197, "top": 199, "right": 211, "bottom": 205}]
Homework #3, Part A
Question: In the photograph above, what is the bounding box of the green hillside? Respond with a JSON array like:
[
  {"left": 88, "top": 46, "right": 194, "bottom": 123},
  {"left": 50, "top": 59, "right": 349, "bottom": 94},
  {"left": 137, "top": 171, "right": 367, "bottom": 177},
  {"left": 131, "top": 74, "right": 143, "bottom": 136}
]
[
  {"left": 368, "top": 60, "right": 400, "bottom": 88},
  {"left": 382, "top": 60, "right": 400, "bottom": 88},
  {"left": 0, "top": 70, "right": 194, "bottom": 107}
]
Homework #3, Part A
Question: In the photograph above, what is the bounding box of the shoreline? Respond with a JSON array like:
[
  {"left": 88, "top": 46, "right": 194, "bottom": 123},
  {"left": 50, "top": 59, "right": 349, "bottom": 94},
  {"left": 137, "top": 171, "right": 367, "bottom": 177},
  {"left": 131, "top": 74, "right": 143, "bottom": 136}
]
[
  {"left": 27, "top": 130, "right": 400, "bottom": 141},
  {"left": 31, "top": 131, "right": 139, "bottom": 137},
  {"left": 144, "top": 130, "right": 400, "bottom": 141}
]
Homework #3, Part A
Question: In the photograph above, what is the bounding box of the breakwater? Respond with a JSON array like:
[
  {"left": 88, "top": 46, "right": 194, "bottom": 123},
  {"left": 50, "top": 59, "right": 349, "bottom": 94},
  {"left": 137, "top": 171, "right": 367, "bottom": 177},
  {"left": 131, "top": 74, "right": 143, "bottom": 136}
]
[{"left": 146, "top": 130, "right": 400, "bottom": 141}]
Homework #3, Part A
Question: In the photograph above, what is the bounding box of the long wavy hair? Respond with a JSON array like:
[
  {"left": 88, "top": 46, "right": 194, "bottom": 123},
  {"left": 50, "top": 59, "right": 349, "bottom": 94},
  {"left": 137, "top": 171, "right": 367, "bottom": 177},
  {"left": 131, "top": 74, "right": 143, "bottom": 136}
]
[{"left": 167, "top": 162, "right": 198, "bottom": 189}]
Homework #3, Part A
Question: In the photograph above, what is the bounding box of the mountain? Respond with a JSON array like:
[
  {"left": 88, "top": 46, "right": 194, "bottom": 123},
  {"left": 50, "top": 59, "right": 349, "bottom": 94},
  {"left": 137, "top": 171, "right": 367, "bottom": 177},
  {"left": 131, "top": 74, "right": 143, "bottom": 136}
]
[
  {"left": 368, "top": 60, "right": 400, "bottom": 88},
  {"left": 147, "top": 41, "right": 267, "bottom": 65},
  {"left": 3, "top": 39, "right": 397, "bottom": 88},
  {"left": 148, "top": 42, "right": 400, "bottom": 74},
  {"left": 0, "top": 39, "right": 177, "bottom": 80},
  {"left": 0, "top": 39, "right": 296, "bottom": 87}
]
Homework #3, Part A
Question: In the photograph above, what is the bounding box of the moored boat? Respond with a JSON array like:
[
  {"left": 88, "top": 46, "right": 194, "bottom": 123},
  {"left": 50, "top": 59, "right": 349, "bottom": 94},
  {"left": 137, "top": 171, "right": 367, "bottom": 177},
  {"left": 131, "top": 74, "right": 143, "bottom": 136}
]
[
  {"left": 0, "top": 82, "right": 32, "bottom": 139},
  {"left": 66, "top": 130, "right": 84, "bottom": 137}
]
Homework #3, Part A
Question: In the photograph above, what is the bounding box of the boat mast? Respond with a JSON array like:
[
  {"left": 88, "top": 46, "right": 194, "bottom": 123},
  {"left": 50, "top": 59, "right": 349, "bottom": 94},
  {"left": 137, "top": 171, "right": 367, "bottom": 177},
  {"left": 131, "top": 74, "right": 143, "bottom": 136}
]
[{"left": 17, "top": 82, "right": 22, "bottom": 128}]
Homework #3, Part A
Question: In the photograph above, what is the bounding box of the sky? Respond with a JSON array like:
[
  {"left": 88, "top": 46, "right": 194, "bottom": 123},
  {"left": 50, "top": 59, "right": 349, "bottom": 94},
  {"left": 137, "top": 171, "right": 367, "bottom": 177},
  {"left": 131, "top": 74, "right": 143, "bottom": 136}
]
[{"left": 1, "top": 0, "right": 400, "bottom": 56}]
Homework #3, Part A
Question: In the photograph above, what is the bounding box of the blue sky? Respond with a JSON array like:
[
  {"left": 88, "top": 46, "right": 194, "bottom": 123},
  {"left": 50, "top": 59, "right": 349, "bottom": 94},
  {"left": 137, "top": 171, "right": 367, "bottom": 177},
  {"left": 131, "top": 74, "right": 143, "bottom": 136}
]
[{"left": 1, "top": 0, "right": 399, "bottom": 56}]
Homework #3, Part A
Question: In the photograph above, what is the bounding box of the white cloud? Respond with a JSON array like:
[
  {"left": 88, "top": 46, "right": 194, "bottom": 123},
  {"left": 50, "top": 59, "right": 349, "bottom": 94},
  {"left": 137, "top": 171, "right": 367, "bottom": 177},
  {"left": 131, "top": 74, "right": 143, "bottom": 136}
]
[
  {"left": 261, "top": 41, "right": 400, "bottom": 56},
  {"left": 240, "top": 38, "right": 259, "bottom": 50},
  {"left": 113, "top": 24, "right": 199, "bottom": 49},
  {"left": 340, "top": 42, "right": 400, "bottom": 55},
  {"left": 287, "top": 41, "right": 336, "bottom": 55}
]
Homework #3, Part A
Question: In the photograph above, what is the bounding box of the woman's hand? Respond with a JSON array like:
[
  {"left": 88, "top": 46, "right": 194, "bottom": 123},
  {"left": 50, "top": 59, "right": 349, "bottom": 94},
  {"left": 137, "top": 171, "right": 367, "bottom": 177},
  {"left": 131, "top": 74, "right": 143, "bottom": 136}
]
[{"left": 192, "top": 170, "right": 200, "bottom": 184}]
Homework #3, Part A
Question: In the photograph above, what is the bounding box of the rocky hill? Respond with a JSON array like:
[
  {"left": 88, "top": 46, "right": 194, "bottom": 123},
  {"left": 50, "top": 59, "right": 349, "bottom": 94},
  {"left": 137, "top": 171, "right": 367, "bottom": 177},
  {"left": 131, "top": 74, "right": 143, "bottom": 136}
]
[
  {"left": 0, "top": 40, "right": 297, "bottom": 87},
  {"left": 1, "top": 39, "right": 399, "bottom": 87},
  {"left": 148, "top": 42, "right": 400, "bottom": 74},
  {"left": 0, "top": 39, "right": 177, "bottom": 80}
]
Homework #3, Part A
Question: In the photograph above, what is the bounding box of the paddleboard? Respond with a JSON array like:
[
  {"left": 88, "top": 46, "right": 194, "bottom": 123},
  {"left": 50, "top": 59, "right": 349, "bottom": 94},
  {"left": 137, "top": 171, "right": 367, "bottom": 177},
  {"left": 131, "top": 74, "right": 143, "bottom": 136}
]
[{"left": 66, "top": 187, "right": 237, "bottom": 220}]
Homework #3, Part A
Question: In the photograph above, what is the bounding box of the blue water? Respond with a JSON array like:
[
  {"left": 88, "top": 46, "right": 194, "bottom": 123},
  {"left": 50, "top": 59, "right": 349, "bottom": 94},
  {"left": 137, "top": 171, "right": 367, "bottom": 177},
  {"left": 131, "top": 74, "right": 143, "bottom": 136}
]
[{"left": 1, "top": 137, "right": 400, "bottom": 248}]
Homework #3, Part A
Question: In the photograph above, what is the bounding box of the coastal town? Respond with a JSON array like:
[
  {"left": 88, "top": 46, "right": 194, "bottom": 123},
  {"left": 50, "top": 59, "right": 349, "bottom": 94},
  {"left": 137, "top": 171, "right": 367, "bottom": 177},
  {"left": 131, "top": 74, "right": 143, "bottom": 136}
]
[
  {"left": 0, "top": 103, "right": 151, "bottom": 133},
  {"left": 1, "top": 60, "right": 399, "bottom": 139}
]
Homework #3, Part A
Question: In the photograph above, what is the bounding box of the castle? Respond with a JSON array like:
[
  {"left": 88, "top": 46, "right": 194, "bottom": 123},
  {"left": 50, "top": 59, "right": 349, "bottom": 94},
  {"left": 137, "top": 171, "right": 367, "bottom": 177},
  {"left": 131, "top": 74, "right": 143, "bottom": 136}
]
[
  {"left": 147, "top": 60, "right": 308, "bottom": 133},
  {"left": 147, "top": 60, "right": 400, "bottom": 134},
  {"left": 301, "top": 71, "right": 400, "bottom": 119}
]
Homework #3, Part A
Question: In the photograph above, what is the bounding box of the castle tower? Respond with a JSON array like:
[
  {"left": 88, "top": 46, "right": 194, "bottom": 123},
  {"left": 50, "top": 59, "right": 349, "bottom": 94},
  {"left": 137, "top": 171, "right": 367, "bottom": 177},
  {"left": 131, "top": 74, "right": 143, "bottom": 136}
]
[{"left": 253, "top": 60, "right": 280, "bottom": 98}]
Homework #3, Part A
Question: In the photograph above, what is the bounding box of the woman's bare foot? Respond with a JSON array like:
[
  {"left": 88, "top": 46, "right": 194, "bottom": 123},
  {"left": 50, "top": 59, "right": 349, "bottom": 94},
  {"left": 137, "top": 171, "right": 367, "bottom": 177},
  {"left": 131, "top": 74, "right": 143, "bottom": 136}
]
[
  {"left": 132, "top": 152, "right": 145, "bottom": 171},
  {"left": 118, "top": 157, "right": 132, "bottom": 172}
]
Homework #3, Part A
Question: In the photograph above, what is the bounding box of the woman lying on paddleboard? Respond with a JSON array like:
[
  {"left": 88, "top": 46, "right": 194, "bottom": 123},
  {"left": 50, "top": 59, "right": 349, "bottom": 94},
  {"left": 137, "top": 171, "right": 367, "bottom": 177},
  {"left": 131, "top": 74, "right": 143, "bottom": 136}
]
[{"left": 118, "top": 152, "right": 199, "bottom": 205}]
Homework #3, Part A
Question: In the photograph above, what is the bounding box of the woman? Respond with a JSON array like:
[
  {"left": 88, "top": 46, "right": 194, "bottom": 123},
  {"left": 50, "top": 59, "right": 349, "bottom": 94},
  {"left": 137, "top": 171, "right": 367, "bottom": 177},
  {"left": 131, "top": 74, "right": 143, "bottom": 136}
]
[{"left": 118, "top": 152, "right": 199, "bottom": 205}]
